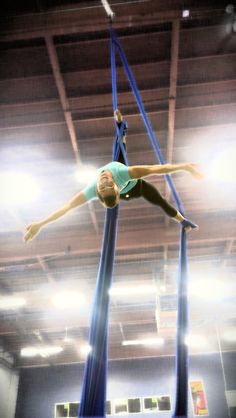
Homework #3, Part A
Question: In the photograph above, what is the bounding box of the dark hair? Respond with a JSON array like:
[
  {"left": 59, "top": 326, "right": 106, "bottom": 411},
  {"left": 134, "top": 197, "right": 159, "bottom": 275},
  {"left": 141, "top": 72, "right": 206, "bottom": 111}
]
[{"left": 97, "top": 191, "right": 118, "bottom": 208}]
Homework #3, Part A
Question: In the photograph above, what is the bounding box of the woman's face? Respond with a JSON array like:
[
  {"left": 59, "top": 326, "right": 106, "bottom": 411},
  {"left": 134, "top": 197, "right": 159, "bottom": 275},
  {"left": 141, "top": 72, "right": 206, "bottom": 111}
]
[{"left": 97, "top": 171, "right": 120, "bottom": 207}]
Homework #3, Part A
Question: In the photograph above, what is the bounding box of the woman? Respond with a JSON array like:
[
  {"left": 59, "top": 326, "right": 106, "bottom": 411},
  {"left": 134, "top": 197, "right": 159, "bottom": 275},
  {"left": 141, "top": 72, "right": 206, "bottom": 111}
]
[{"left": 24, "top": 110, "right": 203, "bottom": 242}]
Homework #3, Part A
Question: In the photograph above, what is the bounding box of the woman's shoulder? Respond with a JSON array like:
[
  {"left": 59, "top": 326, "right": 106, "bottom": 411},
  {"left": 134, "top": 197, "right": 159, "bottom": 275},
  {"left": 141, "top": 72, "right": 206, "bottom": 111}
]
[{"left": 103, "top": 161, "right": 126, "bottom": 172}]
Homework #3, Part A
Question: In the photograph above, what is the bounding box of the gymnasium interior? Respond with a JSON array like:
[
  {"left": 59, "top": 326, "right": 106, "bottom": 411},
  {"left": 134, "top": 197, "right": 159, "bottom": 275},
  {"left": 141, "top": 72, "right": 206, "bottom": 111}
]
[{"left": 0, "top": 1, "right": 236, "bottom": 417}]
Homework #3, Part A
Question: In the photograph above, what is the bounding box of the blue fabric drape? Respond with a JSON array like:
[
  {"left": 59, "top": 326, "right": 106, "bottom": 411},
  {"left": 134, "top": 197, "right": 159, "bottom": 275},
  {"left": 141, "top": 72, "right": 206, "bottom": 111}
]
[
  {"left": 110, "top": 27, "right": 189, "bottom": 418},
  {"left": 78, "top": 39, "right": 127, "bottom": 415},
  {"left": 78, "top": 204, "right": 118, "bottom": 417},
  {"left": 79, "top": 26, "right": 189, "bottom": 418}
]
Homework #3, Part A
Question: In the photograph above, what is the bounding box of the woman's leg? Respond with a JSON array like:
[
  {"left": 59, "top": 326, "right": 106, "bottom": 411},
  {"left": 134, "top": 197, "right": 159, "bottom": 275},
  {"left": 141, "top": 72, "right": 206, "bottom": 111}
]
[
  {"left": 116, "top": 123, "right": 127, "bottom": 165},
  {"left": 121, "top": 179, "right": 178, "bottom": 217},
  {"left": 120, "top": 179, "right": 198, "bottom": 230},
  {"left": 141, "top": 180, "right": 178, "bottom": 217}
]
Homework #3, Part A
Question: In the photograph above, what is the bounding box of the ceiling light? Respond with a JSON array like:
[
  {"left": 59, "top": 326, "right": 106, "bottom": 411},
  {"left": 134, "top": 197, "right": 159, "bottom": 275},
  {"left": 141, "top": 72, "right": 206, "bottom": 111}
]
[
  {"left": 80, "top": 344, "right": 92, "bottom": 356},
  {"left": 208, "top": 147, "right": 236, "bottom": 182},
  {"left": 185, "top": 334, "right": 208, "bottom": 348},
  {"left": 0, "top": 296, "right": 26, "bottom": 310},
  {"left": 21, "top": 347, "right": 38, "bottom": 357},
  {"left": 52, "top": 291, "right": 87, "bottom": 309},
  {"left": 101, "top": 0, "right": 115, "bottom": 19},
  {"left": 39, "top": 346, "right": 63, "bottom": 357},
  {"left": 0, "top": 171, "right": 40, "bottom": 205},
  {"left": 222, "top": 329, "right": 236, "bottom": 342},
  {"left": 76, "top": 165, "right": 97, "bottom": 184},
  {"left": 189, "top": 278, "right": 230, "bottom": 301},
  {"left": 122, "top": 338, "right": 164, "bottom": 347},
  {"left": 64, "top": 327, "right": 74, "bottom": 344},
  {"left": 109, "top": 284, "right": 157, "bottom": 297},
  {"left": 64, "top": 336, "right": 73, "bottom": 344},
  {"left": 21, "top": 345, "right": 63, "bottom": 357},
  {"left": 182, "top": 9, "right": 190, "bottom": 18}
]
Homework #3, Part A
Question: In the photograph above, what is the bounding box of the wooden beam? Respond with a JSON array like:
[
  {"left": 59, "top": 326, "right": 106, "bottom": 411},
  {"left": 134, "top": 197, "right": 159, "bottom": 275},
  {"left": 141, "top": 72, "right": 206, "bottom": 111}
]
[
  {"left": 1, "top": 215, "right": 236, "bottom": 263},
  {"left": 165, "top": 19, "right": 180, "bottom": 226},
  {"left": 0, "top": 1, "right": 226, "bottom": 42},
  {"left": 45, "top": 35, "right": 99, "bottom": 235}
]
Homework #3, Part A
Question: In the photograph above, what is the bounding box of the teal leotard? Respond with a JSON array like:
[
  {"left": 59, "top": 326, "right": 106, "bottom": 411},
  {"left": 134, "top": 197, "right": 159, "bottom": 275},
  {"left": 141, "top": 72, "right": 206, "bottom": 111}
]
[{"left": 82, "top": 162, "right": 137, "bottom": 201}]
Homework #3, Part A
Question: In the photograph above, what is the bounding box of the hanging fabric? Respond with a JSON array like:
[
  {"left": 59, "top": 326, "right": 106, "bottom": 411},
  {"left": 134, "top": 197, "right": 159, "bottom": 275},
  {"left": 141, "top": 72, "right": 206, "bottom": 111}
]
[
  {"left": 79, "top": 35, "right": 128, "bottom": 417},
  {"left": 110, "top": 26, "right": 189, "bottom": 418},
  {"left": 79, "top": 25, "right": 189, "bottom": 418}
]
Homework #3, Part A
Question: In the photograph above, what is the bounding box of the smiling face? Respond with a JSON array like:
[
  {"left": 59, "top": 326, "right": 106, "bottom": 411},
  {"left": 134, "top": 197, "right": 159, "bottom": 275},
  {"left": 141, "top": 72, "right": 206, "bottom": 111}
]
[{"left": 97, "top": 171, "right": 120, "bottom": 208}]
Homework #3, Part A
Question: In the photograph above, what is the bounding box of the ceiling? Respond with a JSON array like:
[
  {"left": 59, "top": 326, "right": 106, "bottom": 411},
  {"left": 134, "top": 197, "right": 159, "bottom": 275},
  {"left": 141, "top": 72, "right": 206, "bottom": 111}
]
[{"left": 0, "top": 0, "right": 236, "bottom": 369}]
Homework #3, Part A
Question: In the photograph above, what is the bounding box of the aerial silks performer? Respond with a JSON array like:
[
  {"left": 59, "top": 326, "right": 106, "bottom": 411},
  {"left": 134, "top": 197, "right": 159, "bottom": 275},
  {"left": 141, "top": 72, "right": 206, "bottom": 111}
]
[
  {"left": 23, "top": 109, "right": 201, "bottom": 243},
  {"left": 23, "top": 22, "right": 203, "bottom": 418}
]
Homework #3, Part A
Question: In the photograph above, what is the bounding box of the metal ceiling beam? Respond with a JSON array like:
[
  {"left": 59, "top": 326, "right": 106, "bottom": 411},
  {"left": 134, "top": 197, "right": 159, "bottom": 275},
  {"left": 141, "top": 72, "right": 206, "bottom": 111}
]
[
  {"left": 220, "top": 238, "right": 234, "bottom": 269},
  {"left": 0, "top": 1, "right": 226, "bottom": 42},
  {"left": 45, "top": 35, "right": 81, "bottom": 163},
  {"left": 167, "top": 19, "right": 180, "bottom": 165},
  {"left": 45, "top": 35, "right": 99, "bottom": 235},
  {"left": 165, "top": 19, "right": 180, "bottom": 227},
  {"left": 1, "top": 215, "right": 236, "bottom": 263},
  {"left": 2, "top": 78, "right": 236, "bottom": 115},
  {"left": 0, "top": 309, "right": 156, "bottom": 336}
]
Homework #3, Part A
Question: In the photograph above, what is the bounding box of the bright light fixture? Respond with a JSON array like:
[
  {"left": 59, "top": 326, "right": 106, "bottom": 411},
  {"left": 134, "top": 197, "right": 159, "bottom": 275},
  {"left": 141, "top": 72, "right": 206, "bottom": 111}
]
[
  {"left": 21, "top": 346, "right": 63, "bottom": 357},
  {"left": 182, "top": 9, "right": 190, "bottom": 17},
  {"left": 39, "top": 346, "right": 63, "bottom": 357},
  {"left": 185, "top": 334, "right": 208, "bottom": 348},
  {"left": 122, "top": 338, "right": 164, "bottom": 347},
  {"left": 109, "top": 284, "right": 157, "bottom": 297},
  {"left": 80, "top": 344, "right": 92, "bottom": 356},
  {"left": 52, "top": 291, "right": 87, "bottom": 309},
  {"left": 21, "top": 347, "right": 38, "bottom": 357},
  {"left": 76, "top": 165, "right": 97, "bottom": 184},
  {"left": 0, "top": 171, "right": 40, "bottom": 205},
  {"left": 189, "top": 278, "right": 229, "bottom": 301},
  {"left": 222, "top": 329, "right": 236, "bottom": 342},
  {"left": 101, "top": 0, "right": 115, "bottom": 19},
  {"left": 208, "top": 147, "right": 236, "bottom": 182},
  {"left": 0, "top": 296, "right": 26, "bottom": 310},
  {"left": 64, "top": 336, "right": 73, "bottom": 344}
]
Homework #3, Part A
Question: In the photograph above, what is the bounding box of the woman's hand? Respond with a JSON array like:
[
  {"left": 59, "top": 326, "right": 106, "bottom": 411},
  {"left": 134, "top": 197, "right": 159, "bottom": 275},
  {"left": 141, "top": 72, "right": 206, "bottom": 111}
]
[
  {"left": 114, "top": 109, "right": 123, "bottom": 123},
  {"left": 187, "top": 163, "right": 204, "bottom": 180},
  {"left": 23, "top": 222, "right": 42, "bottom": 242}
]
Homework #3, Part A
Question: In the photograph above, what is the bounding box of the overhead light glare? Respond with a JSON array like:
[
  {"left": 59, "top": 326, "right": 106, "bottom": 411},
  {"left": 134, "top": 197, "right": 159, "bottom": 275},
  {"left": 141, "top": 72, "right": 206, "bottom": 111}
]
[
  {"left": 80, "top": 344, "right": 92, "bottom": 356},
  {"left": 208, "top": 147, "right": 236, "bottom": 183},
  {"left": 101, "top": 0, "right": 115, "bottom": 19},
  {"left": 122, "top": 338, "right": 164, "bottom": 347},
  {"left": 0, "top": 296, "right": 26, "bottom": 310},
  {"left": 222, "top": 329, "right": 236, "bottom": 342},
  {"left": 185, "top": 334, "right": 208, "bottom": 348},
  {"left": 182, "top": 9, "right": 190, "bottom": 18},
  {"left": 189, "top": 279, "right": 229, "bottom": 301},
  {"left": 0, "top": 171, "right": 40, "bottom": 205},
  {"left": 109, "top": 284, "right": 157, "bottom": 297},
  {"left": 76, "top": 165, "right": 97, "bottom": 184},
  {"left": 21, "top": 345, "right": 63, "bottom": 357},
  {"left": 52, "top": 291, "right": 87, "bottom": 309}
]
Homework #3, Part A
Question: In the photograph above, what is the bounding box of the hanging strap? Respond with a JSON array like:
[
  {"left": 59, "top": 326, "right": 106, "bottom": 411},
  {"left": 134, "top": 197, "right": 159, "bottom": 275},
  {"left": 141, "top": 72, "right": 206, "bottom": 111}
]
[
  {"left": 110, "top": 26, "right": 189, "bottom": 418},
  {"left": 110, "top": 26, "right": 185, "bottom": 215},
  {"left": 79, "top": 31, "right": 129, "bottom": 418}
]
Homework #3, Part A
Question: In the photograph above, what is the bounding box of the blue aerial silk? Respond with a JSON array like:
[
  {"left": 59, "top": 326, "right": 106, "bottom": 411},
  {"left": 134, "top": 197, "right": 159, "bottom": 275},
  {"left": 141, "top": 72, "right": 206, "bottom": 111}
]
[{"left": 79, "top": 25, "right": 190, "bottom": 418}]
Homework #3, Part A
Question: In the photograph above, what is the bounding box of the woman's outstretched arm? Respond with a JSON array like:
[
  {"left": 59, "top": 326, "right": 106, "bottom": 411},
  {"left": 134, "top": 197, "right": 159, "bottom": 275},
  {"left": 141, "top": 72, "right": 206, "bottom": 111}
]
[
  {"left": 128, "top": 163, "right": 204, "bottom": 180},
  {"left": 23, "top": 191, "right": 87, "bottom": 242}
]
